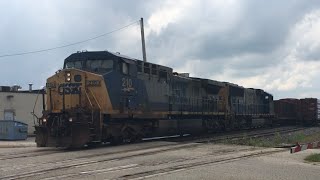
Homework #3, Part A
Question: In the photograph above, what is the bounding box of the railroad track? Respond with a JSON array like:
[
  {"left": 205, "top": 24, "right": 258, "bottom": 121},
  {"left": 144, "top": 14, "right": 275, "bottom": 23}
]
[
  {"left": 195, "top": 126, "right": 307, "bottom": 143},
  {"left": 0, "top": 141, "right": 186, "bottom": 173},
  {"left": 0, "top": 143, "right": 203, "bottom": 180},
  {"left": 2, "top": 144, "right": 283, "bottom": 180},
  {"left": 159, "top": 126, "right": 307, "bottom": 144},
  {"left": 8, "top": 147, "right": 286, "bottom": 180},
  {"left": 0, "top": 126, "right": 307, "bottom": 180},
  {"left": 0, "top": 126, "right": 301, "bottom": 162},
  {"left": 116, "top": 149, "right": 287, "bottom": 180}
]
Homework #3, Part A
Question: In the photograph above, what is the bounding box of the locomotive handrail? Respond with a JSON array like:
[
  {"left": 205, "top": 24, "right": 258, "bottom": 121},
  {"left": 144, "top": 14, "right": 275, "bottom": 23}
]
[
  {"left": 88, "top": 89, "right": 101, "bottom": 110},
  {"left": 84, "top": 89, "right": 93, "bottom": 108},
  {"left": 84, "top": 88, "right": 94, "bottom": 123}
]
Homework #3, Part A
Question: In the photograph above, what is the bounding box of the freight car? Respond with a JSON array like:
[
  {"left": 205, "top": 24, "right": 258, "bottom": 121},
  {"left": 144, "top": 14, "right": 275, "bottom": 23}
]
[
  {"left": 300, "top": 98, "right": 320, "bottom": 125},
  {"left": 35, "top": 51, "right": 275, "bottom": 147},
  {"left": 274, "top": 98, "right": 320, "bottom": 126},
  {"left": 274, "top": 98, "right": 300, "bottom": 125}
]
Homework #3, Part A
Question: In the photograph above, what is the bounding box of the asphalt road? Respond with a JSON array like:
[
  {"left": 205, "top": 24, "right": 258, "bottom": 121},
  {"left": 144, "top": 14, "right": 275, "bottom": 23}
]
[{"left": 0, "top": 140, "right": 319, "bottom": 180}]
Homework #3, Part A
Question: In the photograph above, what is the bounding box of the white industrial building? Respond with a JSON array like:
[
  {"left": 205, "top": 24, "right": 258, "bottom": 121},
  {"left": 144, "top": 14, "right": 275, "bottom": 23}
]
[{"left": 0, "top": 85, "right": 44, "bottom": 135}]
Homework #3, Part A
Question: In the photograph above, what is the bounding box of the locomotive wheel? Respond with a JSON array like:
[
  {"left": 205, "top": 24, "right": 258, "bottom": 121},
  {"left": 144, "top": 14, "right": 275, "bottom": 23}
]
[
  {"left": 130, "top": 134, "right": 143, "bottom": 143},
  {"left": 35, "top": 129, "right": 47, "bottom": 147},
  {"left": 122, "top": 126, "right": 143, "bottom": 143},
  {"left": 86, "top": 141, "right": 101, "bottom": 148},
  {"left": 110, "top": 136, "right": 124, "bottom": 145},
  {"left": 36, "top": 137, "right": 47, "bottom": 147}
]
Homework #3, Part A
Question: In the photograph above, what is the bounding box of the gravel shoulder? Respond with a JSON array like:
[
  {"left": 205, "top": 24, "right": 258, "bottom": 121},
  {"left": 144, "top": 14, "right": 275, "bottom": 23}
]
[
  {"left": 155, "top": 149, "right": 320, "bottom": 180},
  {"left": 0, "top": 137, "right": 36, "bottom": 148},
  {"left": 222, "top": 126, "right": 320, "bottom": 147}
]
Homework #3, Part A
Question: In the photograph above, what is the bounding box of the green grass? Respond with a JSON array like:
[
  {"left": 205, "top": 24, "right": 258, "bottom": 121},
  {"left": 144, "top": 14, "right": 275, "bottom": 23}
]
[
  {"left": 237, "top": 131, "right": 287, "bottom": 147},
  {"left": 245, "top": 138, "right": 274, "bottom": 147},
  {"left": 286, "top": 132, "right": 306, "bottom": 144},
  {"left": 305, "top": 154, "right": 320, "bottom": 162}
]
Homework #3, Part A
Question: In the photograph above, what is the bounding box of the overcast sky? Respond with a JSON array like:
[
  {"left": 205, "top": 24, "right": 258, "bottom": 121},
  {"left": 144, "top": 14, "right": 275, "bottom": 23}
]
[{"left": 1, "top": 0, "right": 320, "bottom": 99}]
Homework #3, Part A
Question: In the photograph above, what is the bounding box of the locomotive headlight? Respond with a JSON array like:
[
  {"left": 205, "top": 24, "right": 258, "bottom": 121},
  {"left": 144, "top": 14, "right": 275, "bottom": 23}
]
[
  {"left": 65, "top": 72, "right": 71, "bottom": 82},
  {"left": 69, "top": 118, "right": 73, "bottom": 122},
  {"left": 42, "top": 118, "right": 47, "bottom": 123}
]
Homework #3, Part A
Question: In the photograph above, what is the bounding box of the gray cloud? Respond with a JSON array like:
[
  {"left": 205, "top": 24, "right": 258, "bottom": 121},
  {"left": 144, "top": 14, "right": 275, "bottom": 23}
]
[
  {"left": 147, "top": 0, "right": 320, "bottom": 61},
  {"left": 0, "top": 0, "right": 320, "bottom": 99}
]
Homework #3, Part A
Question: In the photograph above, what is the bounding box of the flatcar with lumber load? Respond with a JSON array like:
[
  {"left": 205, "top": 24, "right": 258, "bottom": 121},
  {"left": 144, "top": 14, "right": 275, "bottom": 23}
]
[
  {"left": 274, "top": 98, "right": 300, "bottom": 125},
  {"left": 300, "top": 98, "right": 320, "bottom": 125},
  {"left": 274, "top": 98, "right": 320, "bottom": 126}
]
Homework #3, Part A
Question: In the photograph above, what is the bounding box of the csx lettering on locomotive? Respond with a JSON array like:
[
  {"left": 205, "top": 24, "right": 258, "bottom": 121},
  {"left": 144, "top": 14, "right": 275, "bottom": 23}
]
[{"left": 58, "top": 83, "right": 81, "bottom": 95}]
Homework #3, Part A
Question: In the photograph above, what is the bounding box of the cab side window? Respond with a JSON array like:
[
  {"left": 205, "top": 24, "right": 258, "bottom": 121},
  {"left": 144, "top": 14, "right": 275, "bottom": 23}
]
[
  {"left": 159, "top": 70, "right": 167, "bottom": 81},
  {"left": 122, "top": 62, "right": 129, "bottom": 75}
]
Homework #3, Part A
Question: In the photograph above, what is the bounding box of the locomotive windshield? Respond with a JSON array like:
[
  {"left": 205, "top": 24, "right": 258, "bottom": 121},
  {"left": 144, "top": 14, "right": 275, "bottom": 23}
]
[
  {"left": 64, "top": 59, "right": 114, "bottom": 74},
  {"left": 86, "top": 60, "right": 113, "bottom": 73},
  {"left": 65, "top": 61, "right": 82, "bottom": 69}
]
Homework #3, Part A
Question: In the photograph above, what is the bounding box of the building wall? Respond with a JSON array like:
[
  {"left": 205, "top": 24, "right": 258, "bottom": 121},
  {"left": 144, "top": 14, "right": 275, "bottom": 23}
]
[{"left": 0, "top": 92, "right": 44, "bottom": 135}]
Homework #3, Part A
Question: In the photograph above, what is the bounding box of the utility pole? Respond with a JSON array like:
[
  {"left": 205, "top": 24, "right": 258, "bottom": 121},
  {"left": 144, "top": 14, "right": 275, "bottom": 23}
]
[{"left": 140, "top": 17, "right": 147, "bottom": 62}]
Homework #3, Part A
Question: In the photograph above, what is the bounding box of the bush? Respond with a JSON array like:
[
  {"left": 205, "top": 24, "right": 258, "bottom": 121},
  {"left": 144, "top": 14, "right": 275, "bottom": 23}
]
[{"left": 304, "top": 154, "right": 320, "bottom": 162}]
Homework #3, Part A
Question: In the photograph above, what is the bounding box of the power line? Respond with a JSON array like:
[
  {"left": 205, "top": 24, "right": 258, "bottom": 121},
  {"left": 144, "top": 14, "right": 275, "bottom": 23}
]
[{"left": 0, "top": 20, "right": 139, "bottom": 58}]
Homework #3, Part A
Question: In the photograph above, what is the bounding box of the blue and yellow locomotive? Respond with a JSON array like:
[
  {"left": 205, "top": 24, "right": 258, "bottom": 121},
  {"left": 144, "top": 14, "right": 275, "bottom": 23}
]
[{"left": 35, "top": 51, "right": 275, "bottom": 147}]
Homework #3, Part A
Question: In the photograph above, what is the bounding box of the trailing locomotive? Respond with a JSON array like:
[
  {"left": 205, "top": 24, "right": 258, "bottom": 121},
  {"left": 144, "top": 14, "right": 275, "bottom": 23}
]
[{"left": 35, "top": 51, "right": 275, "bottom": 147}]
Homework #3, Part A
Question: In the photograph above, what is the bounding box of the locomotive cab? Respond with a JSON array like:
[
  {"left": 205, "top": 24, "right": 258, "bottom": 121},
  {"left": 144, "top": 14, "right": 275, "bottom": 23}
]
[
  {"left": 35, "top": 51, "right": 141, "bottom": 147},
  {"left": 35, "top": 52, "right": 116, "bottom": 147}
]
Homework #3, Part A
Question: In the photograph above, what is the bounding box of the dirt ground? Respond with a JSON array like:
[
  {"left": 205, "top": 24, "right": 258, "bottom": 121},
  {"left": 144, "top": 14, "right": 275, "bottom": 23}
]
[{"left": 0, "top": 136, "right": 319, "bottom": 180}]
